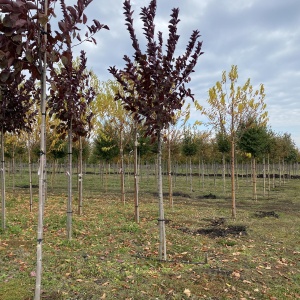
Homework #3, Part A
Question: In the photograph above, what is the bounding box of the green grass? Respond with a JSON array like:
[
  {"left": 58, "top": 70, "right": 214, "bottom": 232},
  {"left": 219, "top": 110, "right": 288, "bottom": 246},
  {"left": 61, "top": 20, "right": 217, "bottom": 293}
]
[{"left": 1, "top": 171, "right": 300, "bottom": 299}]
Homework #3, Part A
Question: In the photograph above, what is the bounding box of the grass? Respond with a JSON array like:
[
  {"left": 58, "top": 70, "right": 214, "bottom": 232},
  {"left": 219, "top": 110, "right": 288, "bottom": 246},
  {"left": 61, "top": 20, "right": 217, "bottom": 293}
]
[{"left": 0, "top": 170, "right": 300, "bottom": 299}]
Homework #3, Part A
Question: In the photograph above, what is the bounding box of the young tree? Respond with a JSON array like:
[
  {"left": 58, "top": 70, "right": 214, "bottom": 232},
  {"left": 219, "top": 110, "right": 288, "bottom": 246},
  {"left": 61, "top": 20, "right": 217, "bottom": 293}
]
[
  {"left": 94, "top": 80, "right": 134, "bottom": 204},
  {"left": 196, "top": 65, "right": 268, "bottom": 219},
  {"left": 109, "top": 0, "right": 203, "bottom": 260},
  {"left": 181, "top": 126, "right": 198, "bottom": 193},
  {"left": 237, "top": 119, "right": 269, "bottom": 200},
  {"left": 49, "top": 50, "right": 97, "bottom": 240}
]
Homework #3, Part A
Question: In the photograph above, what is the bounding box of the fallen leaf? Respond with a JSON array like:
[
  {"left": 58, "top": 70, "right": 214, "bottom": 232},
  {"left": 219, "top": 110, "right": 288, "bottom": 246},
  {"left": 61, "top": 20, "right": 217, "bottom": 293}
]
[
  {"left": 232, "top": 271, "right": 240, "bottom": 278},
  {"left": 243, "top": 280, "right": 252, "bottom": 284},
  {"left": 184, "top": 288, "right": 191, "bottom": 297},
  {"left": 30, "top": 271, "right": 36, "bottom": 277}
]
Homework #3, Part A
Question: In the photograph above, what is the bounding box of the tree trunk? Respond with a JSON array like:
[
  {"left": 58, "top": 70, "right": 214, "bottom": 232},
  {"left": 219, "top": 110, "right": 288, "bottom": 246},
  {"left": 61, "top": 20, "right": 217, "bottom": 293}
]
[
  {"left": 189, "top": 157, "right": 193, "bottom": 193},
  {"left": 119, "top": 129, "right": 125, "bottom": 204},
  {"left": 279, "top": 158, "right": 282, "bottom": 186},
  {"left": 35, "top": 2, "right": 48, "bottom": 296},
  {"left": 230, "top": 138, "right": 236, "bottom": 219},
  {"left": 282, "top": 158, "right": 285, "bottom": 184},
  {"left": 167, "top": 133, "right": 173, "bottom": 208},
  {"left": 263, "top": 156, "right": 266, "bottom": 197},
  {"left": 134, "top": 126, "right": 139, "bottom": 223},
  {"left": 252, "top": 157, "right": 257, "bottom": 201},
  {"left": 1, "top": 129, "right": 6, "bottom": 231},
  {"left": 78, "top": 137, "right": 83, "bottom": 215},
  {"left": 28, "top": 137, "right": 33, "bottom": 212},
  {"left": 202, "top": 159, "right": 205, "bottom": 191},
  {"left": 66, "top": 124, "right": 73, "bottom": 240},
  {"left": 222, "top": 153, "right": 226, "bottom": 196},
  {"left": 272, "top": 162, "right": 275, "bottom": 189},
  {"left": 157, "top": 130, "right": 166, "bottom": 260},
  {"left": 12, "top": 144, "right": 15, "bottom": 193},
  {"left": 267, "top": 154, "right": 270, "bottom": 199},
  {"left": 50, "top": 159, "right": 56, "bottom": 192}
]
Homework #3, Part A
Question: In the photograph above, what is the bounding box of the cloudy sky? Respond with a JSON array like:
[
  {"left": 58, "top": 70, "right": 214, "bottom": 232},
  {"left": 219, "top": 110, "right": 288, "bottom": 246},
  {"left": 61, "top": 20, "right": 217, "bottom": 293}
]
[{"left": 71, "top": 0, "right": 300, "bottom": 148}]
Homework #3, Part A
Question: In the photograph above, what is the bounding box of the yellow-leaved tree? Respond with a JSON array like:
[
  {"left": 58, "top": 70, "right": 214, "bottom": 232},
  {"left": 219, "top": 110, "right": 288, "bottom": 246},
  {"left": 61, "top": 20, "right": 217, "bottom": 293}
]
[
  {"left": 93, "top": 79, "right": 133, "bottom": 207},
  {"left": 195, "top": 65, "right": 268, "bottom": 219}
]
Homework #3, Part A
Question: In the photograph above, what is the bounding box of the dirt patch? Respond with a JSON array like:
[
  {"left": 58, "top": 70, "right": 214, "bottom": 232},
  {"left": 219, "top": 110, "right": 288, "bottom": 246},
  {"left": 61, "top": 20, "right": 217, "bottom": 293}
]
[
  {"left": 210, "top": 217, "right": 226, "bottom": 226},
  {"left": 172, "top": 191, "right": 191, "bottom": 198},
  {"left": 197, "top": 193, "right": 217, "bottom": 199},
  {"left": 16, "top": 184, "right": 38, "bottom": 189},
  {"left": 253, "top": 211, "right": 279, "bottom": 218},
  {"left": 178, "top": 224, "right": 247, "bottom": 238},
  {"left": 152, "top": 192, "right": 191, "bottom": 198}
]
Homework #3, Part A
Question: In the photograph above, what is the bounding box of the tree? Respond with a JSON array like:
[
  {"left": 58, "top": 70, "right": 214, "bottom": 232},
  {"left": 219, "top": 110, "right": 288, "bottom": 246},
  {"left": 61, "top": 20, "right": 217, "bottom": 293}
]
[
  {"left": 94, "top": 80, "right": 134, "bottom": 204},
  {"left": 196, "top": 65, "right": 268, "bottom": 219},
  {"left": 93, "top": 122, "right": 120, "bottom": 193},
  {"left": 181, "top": 126, "right": 198, "bottom": 193},
  {"left": 49, "top": 50, "right": 97, "bottom": 240},
  {"left": 109, "top": 0, "right": 203, "bottom": 260},
  {"left": 237, "top": 119, "right": 269, "bottom": 200},
  {"left": 94, "top": 122, "right": 120, "bottom": 163}
]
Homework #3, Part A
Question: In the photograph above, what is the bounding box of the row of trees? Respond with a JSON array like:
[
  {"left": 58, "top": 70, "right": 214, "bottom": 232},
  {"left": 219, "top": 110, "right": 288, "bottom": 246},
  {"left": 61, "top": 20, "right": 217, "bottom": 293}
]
[{"left": 4, "top": 121, "right": 298, "bottom": 166}]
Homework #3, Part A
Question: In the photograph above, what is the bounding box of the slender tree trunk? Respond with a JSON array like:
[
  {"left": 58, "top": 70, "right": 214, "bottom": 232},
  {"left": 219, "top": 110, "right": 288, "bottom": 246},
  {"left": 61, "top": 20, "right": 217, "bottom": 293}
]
[
  {"left": 167, "top": 133, "right": 173, "bottom": 208},
  {"left": 222, "top": 153, "right": 226, "bottom": 196},
  {"left": 35, "top": 1, "right": 48, "bottom": 296},
  {"left": 12, "top": 145, "right": 15, "bottom": 193},
  {"left": 263, "top": 156, "right": 266, "bottom": 197},
  {"left": 119, "top": 129, "right": 125, "bottom": 204},
  {"left": 189, "top": 157, "right": 193, "bottom": 193},
  {"left": 157, "top": 131, "right": 166, "bottom": 260},
  {"left": 185, "top": 159, "right": 188, "bottom": 185},
  {"left": 198, "top": 159, "right": 201, "bottom": 189},
  {"left": 134, "top": 126, "right": 139, "bottom": 223},
  {"left": 78, "top": 137, "right": 83, "bottom": 215},
  {"left": 231, "top": 137, "right": 236, "bottom": 219},
  {"left": 28, "top": 138, "right": 33, "bottom": 212},
  {"left": 202, "top": 159, "right": 205, "bottom": 191},
  {"left": 282, "top": 158, "right": 285, "bottom": 184},
  {"left": 279, "top": 158, "right": 282, "bottom": 186},
  {"left": 67, "top": 124, "right": 73, "bottom": 240},
  {"left": 272, "top": 162, "right": 275, "bottom": 189},
  {"left": 235, "top": 157, "right": 239, "bottom": 190},
  {"left": 1, "top": 129, "right": 5, "bottom": 231},
  {"left": 213, "top": 162, "right": 216, "bottom": 188},
  {"left": 50, "top": 159, "right": 56, "bottom": 192},
  {"left": 252, "top": 157, "right": 257, "bottom": 201},
  {"left": 267, "top": 154, "right": 271, "bottom": 199}
]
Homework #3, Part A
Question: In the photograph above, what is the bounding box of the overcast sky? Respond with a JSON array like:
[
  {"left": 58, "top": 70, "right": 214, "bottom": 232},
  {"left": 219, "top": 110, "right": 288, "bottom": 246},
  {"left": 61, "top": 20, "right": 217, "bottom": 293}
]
[{"left": 71, "top": 0, "right": 300, "bottom": 148}]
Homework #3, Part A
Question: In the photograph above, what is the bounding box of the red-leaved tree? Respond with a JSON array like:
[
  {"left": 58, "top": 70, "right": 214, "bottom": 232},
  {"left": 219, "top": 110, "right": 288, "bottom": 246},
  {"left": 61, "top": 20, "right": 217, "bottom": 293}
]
[{"left": 109, "top": 0, "right": 203, "bottom": 260}]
